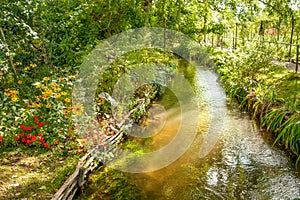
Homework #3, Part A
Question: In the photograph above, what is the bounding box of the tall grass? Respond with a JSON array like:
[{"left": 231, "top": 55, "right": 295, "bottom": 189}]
[{"left": 210, "top": 48, "right": 300, "bottom": 166}]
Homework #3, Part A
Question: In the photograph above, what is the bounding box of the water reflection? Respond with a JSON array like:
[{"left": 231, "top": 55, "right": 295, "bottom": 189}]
[{"left": 129, "top": 64, "right": 300, "bottom": 199}]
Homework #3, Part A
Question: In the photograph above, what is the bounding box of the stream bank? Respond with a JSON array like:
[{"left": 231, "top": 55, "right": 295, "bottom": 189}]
[
  {"left": 77, "top": 57, "right": 300, "bottom": 199},
  {"left": 210, "top": 47, "right": 300, "bottom": 165}
]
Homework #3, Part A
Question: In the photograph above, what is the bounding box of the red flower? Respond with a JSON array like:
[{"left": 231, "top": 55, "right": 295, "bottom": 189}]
[
  {"left": 20, "top": 125, "right": 34, "bottom": 131},
  {"left": 34, "top": 119, "right": 39, "bottom": 124},
  {"left": 19, "top": 133, "right": 25, "bottom": 137},
  {"left": 39, "top": 137, "right": 44, "bottom": 144},
  {"left": 27, "top": 134, "right": 31, "bottom": 138},
  {"left": 54, "top": 141, "right": 59, "bottom": 145},
  {"left": 15, "top": 137, "right": 20, "bottom": 141},
  {"left": 38, "top": 133, "right": 42, "bottom": 137},
  {"left": 0, "top": 136, "right": 2, "bottom": 141},
  {"left": 31, "top": 135, "right": 37, "bottom": 142},
  {"left": 26, "top": 140, "right": 31, "bottom": 145},
  {"left": 22, "top": 138, "right": 26, "bottom": 143},
  {"left": 37, "top": 122, "right": 45, "bottom": 129},
  {"left": 43, "top": 143, "right": 50, "bottom": 149},
  {"left": 34, "top": 115, "right": 38, "bottom": 119}
]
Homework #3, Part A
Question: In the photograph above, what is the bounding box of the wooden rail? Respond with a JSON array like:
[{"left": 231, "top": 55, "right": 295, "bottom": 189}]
[
  {"left": 51, "top": 149, "right": 97, "bottom": 200},
  {"left": 52, "top": 90, "right": 155, "bottom": 200},
  {"left": 51, "top": 130, "right": 124, "bottom": 200}
]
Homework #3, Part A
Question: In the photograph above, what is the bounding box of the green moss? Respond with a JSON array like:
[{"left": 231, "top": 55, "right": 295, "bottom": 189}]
[{"left": 75, "top": 166, "right": 147, "bottom": 200}]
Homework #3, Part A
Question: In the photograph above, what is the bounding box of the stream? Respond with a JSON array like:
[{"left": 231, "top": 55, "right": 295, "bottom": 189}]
[{"left": 128, "top": 63, "right": 300, "bottom": 200}]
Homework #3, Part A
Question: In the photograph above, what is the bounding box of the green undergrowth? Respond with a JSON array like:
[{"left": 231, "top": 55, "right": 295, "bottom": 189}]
[
  {"left": 210, "top": 46, "right": 300, "bottom": 165},
  {"left": 75, "top": 140, "right": 147, "bottom": 200},
  {"left": 0, "top": 47, "right": 180, "bottom": 199},
  {"left": 75, "top": 166, "right": 147, "bottom": 200},
  {"left": 0, "top": 147, "right": 80, "bottom": 199}
]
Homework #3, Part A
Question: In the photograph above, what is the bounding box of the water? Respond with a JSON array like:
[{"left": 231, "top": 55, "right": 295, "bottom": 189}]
[{"left": 128, "top": 64, "right": 300, "bottom": 200}]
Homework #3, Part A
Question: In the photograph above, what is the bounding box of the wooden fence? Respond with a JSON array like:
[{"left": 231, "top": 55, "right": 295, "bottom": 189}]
[
  {"left": 207, "top": 34, "right": 299, "bottom": 72},
  {"left": 52, "top": 90, "right": 155, "bottom": 200},
  {"left": 51, "top": 129, "right": 124, "bottom": 200}
]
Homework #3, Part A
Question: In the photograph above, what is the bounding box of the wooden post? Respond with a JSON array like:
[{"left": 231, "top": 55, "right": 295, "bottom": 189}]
[
  {"left": 235, "top": 23, "right": 238, "bottom": 50},
  {"left": 296, "top": 40, "right": 299, "bottom": 72},
  {"left": 220, "top": 35, "right": 223, "bottom": 50},
  {"left": 289, "top": 16, "right": 295, "bottom": 62},
  {"left": 232, "top": 30, "right": 235, "bottom": 51}
]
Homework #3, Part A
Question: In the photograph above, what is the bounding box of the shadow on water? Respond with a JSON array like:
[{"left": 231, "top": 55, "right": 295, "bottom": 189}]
[{"left": 128, "top": 61, "right": 300, "bottom": 200}]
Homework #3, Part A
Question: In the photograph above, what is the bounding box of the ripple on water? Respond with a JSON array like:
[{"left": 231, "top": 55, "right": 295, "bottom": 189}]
[{"left": 129, "top": 68, "right": 300, "bottom": 200}]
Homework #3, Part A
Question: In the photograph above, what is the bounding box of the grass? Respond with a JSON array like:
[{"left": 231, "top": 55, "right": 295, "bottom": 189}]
[
  {"left": 0, "top": 147, "right": 80, "bottom": 199},
  {"left": 210, "top": 48, "right": 300, "bottom": 165}
]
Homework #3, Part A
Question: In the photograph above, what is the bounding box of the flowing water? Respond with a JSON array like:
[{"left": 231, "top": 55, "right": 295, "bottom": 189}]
[{"left": 128, "top": 64, "right": 300, "bottom": 200}]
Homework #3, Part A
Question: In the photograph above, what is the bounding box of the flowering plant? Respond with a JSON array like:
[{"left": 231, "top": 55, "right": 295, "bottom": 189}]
[{"left": 16, "top": 115, "right": 58, "bottom": 149}]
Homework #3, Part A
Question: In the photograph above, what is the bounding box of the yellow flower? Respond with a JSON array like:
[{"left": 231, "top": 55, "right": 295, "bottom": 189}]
[
  {"left": 11, "top": 96, "right": 18, "bottom": 102},
  {"left": 34, "top": 82, "right": 41, "bottom": 88},
  {"left": 24, "top": 67, "right": 30, "bottom": 71},
  {"left": 43, "top": 77, "right": 50, "bottom": 82},
  {"left": 15, "top": 62, "right": 22, "bottom": 66},
  {"left": 4, "top": 89, "right": 10, "bottom": 96},
  {"left": 34, "top": 101, "right": 41, "bottom": 107},
  {"left": 50, "top": 82, "right": 58, "bottom": 88},
  {"left": 10, "top": 90, "right": 19, "bottom": 96},
  {"left": 55, "top": 93, "right": 61, "bottom": 98},
  {"left": 73, "top": 104, "right": 84, "bottom": 116},
  {"left": 30, "top": 63, "right": 36, "bottom": 68},
  {"left": 53, "top": 87, "right": 61, "bottom": 91},
  {"left": 18, "top": 80, "right": 22, "bottom": 84},
  {"left": 46, "top": 103, "right": 52, "bottom": 108},
  {"left": 64, "top": 110, "right": 70, "bottom": 115},
  {"left": 68, "top": 106, "right": 72, "bottom": 111},
  {"left": 60, "top": 91, "right": 67, "bottom": 96},
  {"left": 64, "top": 98, "right": 71, "bottom": 103},
  {"left": 27, "top": 102, "right": 34, "bottom": 107},
  {"left": 42, "top": 89, "right": 53, "bottom": 100},
  {"left": 99, "top": 98, "right": 105, "bottom": 104}
]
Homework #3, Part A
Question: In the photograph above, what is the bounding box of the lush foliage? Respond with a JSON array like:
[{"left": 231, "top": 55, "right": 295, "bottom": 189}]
[
  {"left": 211, "top": 47, "right": 300, "bottom": 163},
  {"left": 1, "top": 0, "right": 300, "bottom": 198}
]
